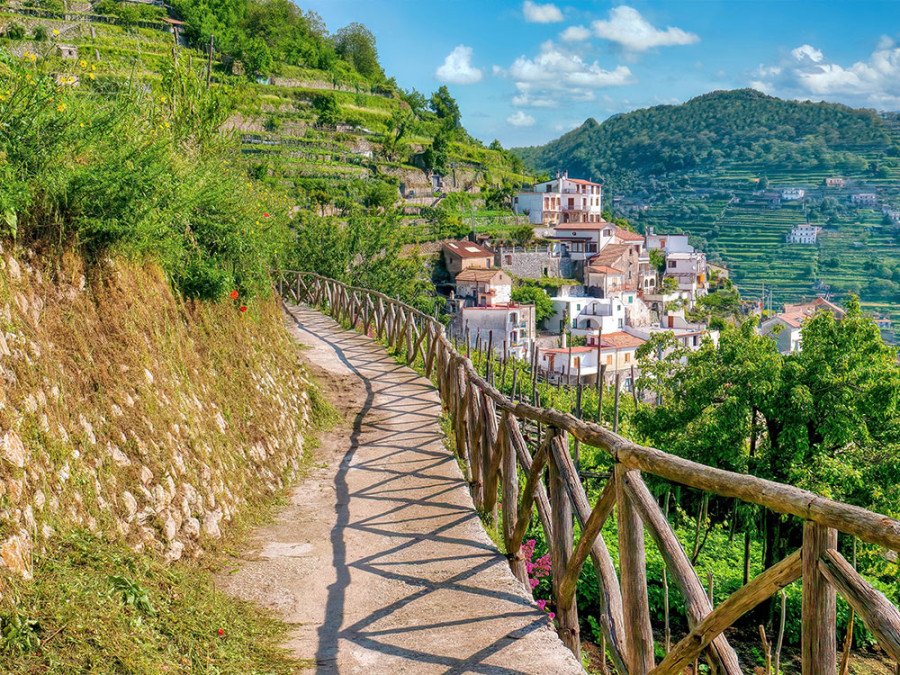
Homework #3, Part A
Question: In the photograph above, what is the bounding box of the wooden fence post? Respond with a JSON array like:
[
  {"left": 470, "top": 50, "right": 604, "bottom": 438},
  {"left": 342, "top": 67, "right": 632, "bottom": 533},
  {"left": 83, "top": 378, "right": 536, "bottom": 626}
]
[
  {"left": 802, "top": 521, "right": 837, "bottom": 674},
  {"left": 549, "top": 431, "right": 580, "bottom": 659},
  {"left": 616, "top": 464, "right": 655, "bottom": 673},
  {"left": 501, "top": 413, "right": 529, "bottom": 587}
]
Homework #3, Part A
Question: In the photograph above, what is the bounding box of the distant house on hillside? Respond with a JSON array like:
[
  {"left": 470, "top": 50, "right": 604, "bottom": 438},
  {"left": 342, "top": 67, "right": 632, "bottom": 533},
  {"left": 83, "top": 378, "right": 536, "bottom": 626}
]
[
  {"left": 461, "top": 303, "right": 536, "bottom": 359},
  {"left": 454, "top": 268, "right": 512, "bottom": 308},
  {"left": 851, "top": 193, "right": 878, "bottom": 207},
  {"left": 442, "top": 241, "right": 494, "bottom": 275},
  {"left": 786, "top": 224, "right": 821, "bottom": 244},
  {"left": 513, "top": 171, "right": 603, "bottom": 226},
  {"left": 760, "top": 298, "right": 845, "bottom": 354},
  {"left": 537, "top": 331, "right": 645, "bottom": 385},
  {"left": 781, "top": 188, "right": 805, "bottom": 201},
  {"left": 825, "top": 177, "right": 846, "bottom": 188}
]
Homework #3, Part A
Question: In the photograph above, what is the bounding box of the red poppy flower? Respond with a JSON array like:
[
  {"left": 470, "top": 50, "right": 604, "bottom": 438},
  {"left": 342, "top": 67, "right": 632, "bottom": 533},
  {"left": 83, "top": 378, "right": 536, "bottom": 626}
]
[
  {"left": 263, "top": 212, "right": 270, "bottom": 218},
  {"left": 217, "top": 628, "right": 224, "bottom": 636},
  {"left": 240, "top": 305, "right": 247, "bottom": 312},
  {"left": 229, "top": 290, "right": 239, "bottom": 300}
]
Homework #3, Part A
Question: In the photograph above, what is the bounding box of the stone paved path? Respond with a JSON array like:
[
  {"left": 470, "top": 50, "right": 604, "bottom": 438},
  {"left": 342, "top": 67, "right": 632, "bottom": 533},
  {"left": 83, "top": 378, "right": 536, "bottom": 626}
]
[{"left": 217, "top": 305, "right": 584, "bottom": 675}]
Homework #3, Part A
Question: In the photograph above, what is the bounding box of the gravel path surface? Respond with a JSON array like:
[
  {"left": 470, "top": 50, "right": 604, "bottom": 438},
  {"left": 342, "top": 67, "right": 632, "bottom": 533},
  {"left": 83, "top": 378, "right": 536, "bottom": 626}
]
[{"left": 217, "top": 305, "right": 584, "bottom": 675}]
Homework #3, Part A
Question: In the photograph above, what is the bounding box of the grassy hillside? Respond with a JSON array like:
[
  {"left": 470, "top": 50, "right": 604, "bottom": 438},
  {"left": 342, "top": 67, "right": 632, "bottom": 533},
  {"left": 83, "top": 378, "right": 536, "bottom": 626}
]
[{"left": 513, "top": 90, "right": 900, "bottom": 341}]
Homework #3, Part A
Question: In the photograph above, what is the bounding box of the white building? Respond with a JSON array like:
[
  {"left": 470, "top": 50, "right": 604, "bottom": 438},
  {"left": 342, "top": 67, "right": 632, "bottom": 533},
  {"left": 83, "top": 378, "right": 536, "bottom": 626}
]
[
  {"left": 461, "top": 303, "right": 536, "bottom": 359},
  {"left": 570, "top": 298, "right": 626, "bottom": 339},
  {"left": 537, "top": 331, "right": 646, "bottom": 385},
  {"left": 781, "top": 188, "right": 805, "bottom": 201},
  {"left": 786, "top": 224, "right": 821, "bottom": 244},
  {"left": 454, "top": 268, "right": 512, "bottom": 307},
  {"left": 851, "top": 193, "right": 878, "bottom": 207},
  {"left": 513, "top": 171, "right": 604, "bottom": 226},
  {"left": 645, "top": 230, "right": 708, "bottom": 305},
  {"left": 547, "top": 296, "right": 591, "bottom": 334}
]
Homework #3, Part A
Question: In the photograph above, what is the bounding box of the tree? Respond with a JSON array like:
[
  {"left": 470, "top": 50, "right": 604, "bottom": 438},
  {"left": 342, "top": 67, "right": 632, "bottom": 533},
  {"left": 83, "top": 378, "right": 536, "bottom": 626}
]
[
  {"left": 429, "top": 86, "right": 461, "bottom": 127},
  {"left": 312, "top": 93, "right": 341, "bottom": 126},
  {"left": 242, "top": 36, "right": 273, "bottom": 75},
  {"left": 635, "top": 302, "right": 900, "bottom": 575},
  {"left": 511, "top": 286, "right": 554, "bottom": 326},
  {"left": 333, "top": 23, "right": 383, "bottom": 80}
]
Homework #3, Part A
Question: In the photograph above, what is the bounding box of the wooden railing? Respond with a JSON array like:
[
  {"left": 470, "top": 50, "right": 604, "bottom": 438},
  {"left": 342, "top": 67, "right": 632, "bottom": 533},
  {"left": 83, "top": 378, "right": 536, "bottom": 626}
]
[{"left": 278, "top": 271, "right": 900, "bottom": 674}]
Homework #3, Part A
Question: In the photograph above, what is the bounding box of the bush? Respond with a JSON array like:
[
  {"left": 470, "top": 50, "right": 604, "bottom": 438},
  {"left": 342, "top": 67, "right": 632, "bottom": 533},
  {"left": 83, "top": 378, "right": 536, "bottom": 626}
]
[
  {"left": 32, "top": 24, "right": 49, "bottom": 41},
  {"left": 0, "top": 54, "right": 291, "bottom": 300},
  {"left": 4, "top": 22, "right": 26, "bottom": 40}
]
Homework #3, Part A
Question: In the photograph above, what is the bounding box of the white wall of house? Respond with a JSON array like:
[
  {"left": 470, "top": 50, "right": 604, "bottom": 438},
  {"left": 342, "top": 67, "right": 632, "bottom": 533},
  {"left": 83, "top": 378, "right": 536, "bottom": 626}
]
[
  {"left": 760, "top": 318, "right": 801, "bottom": 354},
  {"left": 462, "top": 305, "right": 535, "bottom": 359},
  {"left": 571, "top": 298, "right": 625, "bottom": 337},
  {"left": 456, "top": 279, "right": 512, "bottom": 305}
]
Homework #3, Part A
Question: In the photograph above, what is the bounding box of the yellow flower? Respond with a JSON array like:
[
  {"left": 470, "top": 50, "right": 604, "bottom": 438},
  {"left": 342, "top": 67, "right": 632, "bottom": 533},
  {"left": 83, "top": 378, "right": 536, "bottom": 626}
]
[
  {"left": 91, "top": 64, "right": 96, "bottom": 71},
  {"left": 79, "top": 123, "right": 84, "bottom": 127},
  {"left": 80, "top": 60, "right": 87, "bottom": 68},
  {"left": 57, "top": 103, "right": 66, "bottom": 112},
  {"left": 164, "top": 122, "right": 170, "bottom": 128},
  {"left": 52, "top": 29, "right": 59, "bottom": 35},
  {"left": 89, "top": 73, "right": 95, "bottom": 80}
]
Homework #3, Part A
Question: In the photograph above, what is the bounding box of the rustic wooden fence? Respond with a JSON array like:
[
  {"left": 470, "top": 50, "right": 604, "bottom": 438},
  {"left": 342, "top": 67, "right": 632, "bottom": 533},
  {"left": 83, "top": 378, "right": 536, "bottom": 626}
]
[{"left": 278, "top": 271, "right": 900, "bottom": 674}]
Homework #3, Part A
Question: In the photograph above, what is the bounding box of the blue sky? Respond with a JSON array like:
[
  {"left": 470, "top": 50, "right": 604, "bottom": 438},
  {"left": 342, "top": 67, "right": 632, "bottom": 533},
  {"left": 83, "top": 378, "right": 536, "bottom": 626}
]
[{"left": 300, "top": 1, "right": 900, "bottom": 147}]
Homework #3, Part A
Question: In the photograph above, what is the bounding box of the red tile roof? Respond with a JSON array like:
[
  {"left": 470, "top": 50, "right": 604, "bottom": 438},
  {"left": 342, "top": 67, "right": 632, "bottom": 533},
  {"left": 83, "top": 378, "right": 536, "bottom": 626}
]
[
  {"left": 614, "top": 226, "right": 645, "bottom": 242},
  {"left": 443, "top": 240, "right": 494, "bottom": 259},
  {"left": 600, "top": 332, "right": 646, "bottom": 349},
  {"left": 455, "top": 268, "right": 508, "bottom": 283}
]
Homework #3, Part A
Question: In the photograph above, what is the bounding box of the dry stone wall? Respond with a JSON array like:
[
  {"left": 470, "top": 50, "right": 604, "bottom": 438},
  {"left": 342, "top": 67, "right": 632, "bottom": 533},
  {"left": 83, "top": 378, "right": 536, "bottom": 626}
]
[{"left": 0, "top": 248, "right": 312, "bottom": 585}]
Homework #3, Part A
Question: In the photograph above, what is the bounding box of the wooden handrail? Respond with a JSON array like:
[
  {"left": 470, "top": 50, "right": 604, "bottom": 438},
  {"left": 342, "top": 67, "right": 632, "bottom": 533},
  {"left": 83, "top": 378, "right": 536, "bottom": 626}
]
[{"left": 281, "top": 271, "right": 900, "bottom": 672}]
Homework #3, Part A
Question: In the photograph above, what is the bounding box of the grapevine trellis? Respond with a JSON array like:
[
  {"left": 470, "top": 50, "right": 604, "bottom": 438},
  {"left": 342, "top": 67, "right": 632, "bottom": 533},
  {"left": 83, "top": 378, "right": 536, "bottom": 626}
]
[{"left": 278, "top": 271, "right": 900, "bottom": 674}]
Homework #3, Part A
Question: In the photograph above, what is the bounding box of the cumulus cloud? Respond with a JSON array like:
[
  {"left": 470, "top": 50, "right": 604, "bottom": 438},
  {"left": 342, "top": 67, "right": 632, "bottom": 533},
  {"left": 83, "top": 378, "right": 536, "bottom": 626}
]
[
  {"left": 507, "top": 110, "right": 537, "bottom": 127},
  {"left": 435, "top": 45, "right": 483, "bottom": 84},
  {"left": 592, "top": 6, "right": 699, "bottom": 52},
  {"left": 523, "top": 0, "right": 563, "bottom": 23},
  {"left": 560, "top": 25, "right": 592, "bottom": 42},
  {"left": 505, "top": 40, "right": 633, "bottom": 107},
  {"left": 791, "top": 44, "right": 824, "bottom": 63},
  {"left": 752, "top": 38, "right": 900, "bottom": 107}
]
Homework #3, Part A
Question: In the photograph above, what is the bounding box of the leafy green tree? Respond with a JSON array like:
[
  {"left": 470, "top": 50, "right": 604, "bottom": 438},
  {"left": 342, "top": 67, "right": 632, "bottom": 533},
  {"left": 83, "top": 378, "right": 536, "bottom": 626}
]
[
  {"left": 312, "top": 93, "right": 340, "bottom": 126},
  {"left": 333, "top": 22, "right": 383, "bottom": 80},
  {"left": 429, "top": 86, "right": 461, "bottom": 127},
  {"left": 511, "top": 286, "right": 554, "bottom": 326}
]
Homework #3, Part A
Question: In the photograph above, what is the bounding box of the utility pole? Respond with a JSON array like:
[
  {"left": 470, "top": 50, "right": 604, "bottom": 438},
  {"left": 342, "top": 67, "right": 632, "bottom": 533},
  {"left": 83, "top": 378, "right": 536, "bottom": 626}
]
[{"left": 207, "top": 33, "right": 215, "bottom": 88}]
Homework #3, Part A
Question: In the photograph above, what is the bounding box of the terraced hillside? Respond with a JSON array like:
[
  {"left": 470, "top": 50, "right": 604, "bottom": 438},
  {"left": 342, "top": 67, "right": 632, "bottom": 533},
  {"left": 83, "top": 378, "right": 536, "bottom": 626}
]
[{"left": 0, "top": 1, "right": 524, "bottom": 244}]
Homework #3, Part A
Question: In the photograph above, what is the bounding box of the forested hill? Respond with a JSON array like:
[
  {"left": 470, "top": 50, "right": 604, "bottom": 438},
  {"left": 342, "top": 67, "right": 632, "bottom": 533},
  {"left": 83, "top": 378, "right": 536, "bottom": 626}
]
[{"left": 513, "top": 89, "right": 895, "bottom": 193}]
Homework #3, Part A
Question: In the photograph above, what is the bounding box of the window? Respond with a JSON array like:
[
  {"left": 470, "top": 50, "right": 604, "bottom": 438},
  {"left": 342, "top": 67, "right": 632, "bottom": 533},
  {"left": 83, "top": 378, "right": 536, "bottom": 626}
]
[
  {"left": 618, "top": 318, "right": 623, "bottom": 328},
  {"left": 573, "top": 357, "right": 581, "bottom": 370},
  {"left": 669, "top": 261, "right": 677, "bottom": 269},
  {"left": 628, "top": 297, "right": 633, "bottom": 304},
  {"left": 606, "top": 355, "right": 613, "bottom": 365},
  {"left": 625, "top": 353, "right": 631, "bottom": 363},
  {"left": 568, "top": 198, "right": 575, "bottom": 209}
]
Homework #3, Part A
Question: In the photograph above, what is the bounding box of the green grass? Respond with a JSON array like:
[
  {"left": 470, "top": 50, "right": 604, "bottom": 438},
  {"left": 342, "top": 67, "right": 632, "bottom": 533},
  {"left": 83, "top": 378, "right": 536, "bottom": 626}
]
[{"left": 0, "top": 531, "right": 303, "bottom": 674}]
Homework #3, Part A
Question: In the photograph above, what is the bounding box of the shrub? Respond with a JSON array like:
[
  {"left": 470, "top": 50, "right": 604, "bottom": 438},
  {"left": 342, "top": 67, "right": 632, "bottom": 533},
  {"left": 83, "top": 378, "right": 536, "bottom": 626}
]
[
  {"left": 4, "top": 22, "right": 26, "bottom": 40},
  {"left": 32, "top": 25, "right": 49, "bottom": 41},
  {"left": 0, "top": 53, "right": 291, "bottom": 300}
]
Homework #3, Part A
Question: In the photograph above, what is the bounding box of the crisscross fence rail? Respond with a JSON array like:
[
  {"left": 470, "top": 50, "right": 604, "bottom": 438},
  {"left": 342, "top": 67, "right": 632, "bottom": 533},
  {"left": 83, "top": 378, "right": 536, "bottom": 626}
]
[{"left": 278, "top": 271, "right": 900, "bottom": 674}]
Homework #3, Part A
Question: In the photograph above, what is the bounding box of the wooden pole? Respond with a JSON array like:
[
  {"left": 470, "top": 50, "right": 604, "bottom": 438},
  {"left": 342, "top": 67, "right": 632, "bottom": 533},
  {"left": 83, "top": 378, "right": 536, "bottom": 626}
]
[
  {"left": 616, "top": 464, "right": 655, "bottom": 673},
  {"left": 549, "top": 432, "right": 580, "bottom": 659},
  {"left": 206, "top": 33, "right": 214, "bottom": 88},
  {"left": 613, "top": 373, "right": 620, "bottom": 434},
  {"left": 501, "top": 414, "right": 528, "bottom": 587},
  {"left": 801, "top": 521, "right": 837, "bottom": 675}
]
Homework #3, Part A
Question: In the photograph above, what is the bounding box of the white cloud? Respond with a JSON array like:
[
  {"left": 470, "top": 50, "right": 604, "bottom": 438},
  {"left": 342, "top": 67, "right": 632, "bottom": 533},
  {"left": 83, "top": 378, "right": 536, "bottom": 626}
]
[
  {"left": 592, "top": 6, "right": 699, "bottom": 52},
  {"left": 791, "top": 44, "right": 824, "bottom": 63},
  {"left": 523, "top": 0, "right": 563, "bottom": 24},
  {"left": 560, "top": 25, "right": 592, "bottom": 42},
  {"left": 435, "top": 45, "right": 483, "bottom": 84},
  {"left": 506, "top": 40, "right": 633, "bottom": 107},
  {"left": 508, "top": 110, "right": 537, "bottom": 127},
  {"left": 753, "top": 38, "right": 900, "bottom": 107}
]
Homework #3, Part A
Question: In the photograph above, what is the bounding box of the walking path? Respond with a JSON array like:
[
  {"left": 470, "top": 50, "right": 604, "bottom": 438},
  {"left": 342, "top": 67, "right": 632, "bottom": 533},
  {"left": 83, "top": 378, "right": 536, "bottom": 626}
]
[{"left": 218, "top": 305, "right": 584, "bottom": 674}]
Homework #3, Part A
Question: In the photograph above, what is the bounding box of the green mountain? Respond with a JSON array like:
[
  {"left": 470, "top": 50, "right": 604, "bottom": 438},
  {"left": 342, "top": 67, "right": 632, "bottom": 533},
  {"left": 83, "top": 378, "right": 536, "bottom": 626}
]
[
  {"left": 513, "top": 90, "right": 900, "bottom": 342},
  {"left": 513, "top": 89, "right": 896, "bottom": 194}
]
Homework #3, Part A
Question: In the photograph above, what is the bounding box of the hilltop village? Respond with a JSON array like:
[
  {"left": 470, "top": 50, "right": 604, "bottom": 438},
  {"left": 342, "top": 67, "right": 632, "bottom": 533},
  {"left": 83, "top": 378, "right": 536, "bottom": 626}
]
[{"left": 438, "top": 171, "right": 867, "bottom": 393}]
